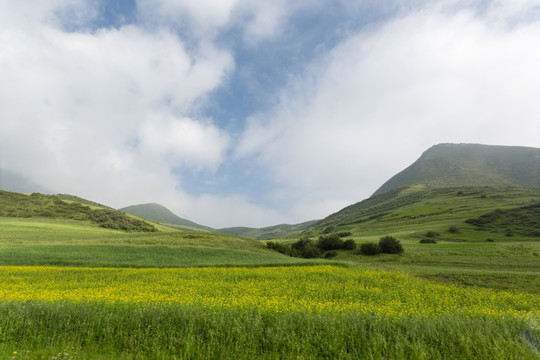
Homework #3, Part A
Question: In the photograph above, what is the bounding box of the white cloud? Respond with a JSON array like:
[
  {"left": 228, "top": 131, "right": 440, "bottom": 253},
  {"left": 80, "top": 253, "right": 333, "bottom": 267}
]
[
  {"left": 0, "top": 1, "right": 235, "bottom": 220},
  {"left": 237, "top": 3, "right": 540, "bottom": 222},
  {"left": 136, "top": 0, "right": 325, "bottom": 43},
  {"left": 139, "top": 116, "right": 230, "bottom": 171}
]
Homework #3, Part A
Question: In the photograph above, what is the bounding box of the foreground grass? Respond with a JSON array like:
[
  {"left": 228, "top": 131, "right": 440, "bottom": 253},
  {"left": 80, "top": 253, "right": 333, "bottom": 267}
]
[
  {"left": 2, "top": 302, "right": 538, "bottom": 360},
  {"left": 0, "top": 265, "right": 538, "bottom": 359}
]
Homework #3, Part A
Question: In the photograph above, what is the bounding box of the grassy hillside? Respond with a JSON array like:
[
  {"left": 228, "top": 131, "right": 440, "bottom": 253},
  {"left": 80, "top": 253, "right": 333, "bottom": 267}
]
[
  {"left": 217, "top": 220, "right": 320, "bottom": 240},
  {"left": 306, "top": 186, "right": 540, "bottom": 237},
  {"left": 0, "top": 188, "right": 538, "bottom": 359},
  {"left": 0, "top": 217, "right": 329, "bottom": 268},
  {"left": 271, "top": 186, "right": 540, "bottom": 293},
  {"left": 120, "top": 203, "right": 214, "bottom": 231},
  {"left": 0, "top": 190, "right": 158, "bottom": 232},
  {"left": 373, "top": 143, "right": 540, "bottom": 195}
]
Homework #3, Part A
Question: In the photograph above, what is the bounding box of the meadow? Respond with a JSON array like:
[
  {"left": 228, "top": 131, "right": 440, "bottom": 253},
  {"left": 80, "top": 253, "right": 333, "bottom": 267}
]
[
  {"left": 0, "top": 186, "right": 539, "bottom": 359},
  {"left": 1, "top": 265, "right": 538, "bottom": 359}
]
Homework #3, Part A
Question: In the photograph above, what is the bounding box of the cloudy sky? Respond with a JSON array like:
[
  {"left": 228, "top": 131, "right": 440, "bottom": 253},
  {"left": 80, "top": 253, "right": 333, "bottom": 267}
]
[{"left": 1, "top": 0, "right": 539, "bottom": 228}]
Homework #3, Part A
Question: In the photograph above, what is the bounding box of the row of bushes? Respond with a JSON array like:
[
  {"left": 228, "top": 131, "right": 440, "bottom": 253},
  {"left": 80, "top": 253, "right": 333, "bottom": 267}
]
[
  {"left": 266, "top": 234, "right": 357, "bottom": 259},
  {"left": 267, "top": 235, "right": 404, "bottom": 258},
  {"left": 359, "top": 236, "right": 403, "bottom": 255}
]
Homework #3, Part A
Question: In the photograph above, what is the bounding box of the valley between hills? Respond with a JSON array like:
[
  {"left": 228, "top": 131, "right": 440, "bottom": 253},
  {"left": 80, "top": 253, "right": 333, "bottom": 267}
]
[{"left": 0, "top": 143, "right": 538, "bottom": 359}]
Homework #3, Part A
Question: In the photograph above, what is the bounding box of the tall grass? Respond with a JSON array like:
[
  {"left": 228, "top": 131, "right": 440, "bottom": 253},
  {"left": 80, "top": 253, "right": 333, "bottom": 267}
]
[{"left": 1, "top": 301, "right": 538, "bottom": 359}]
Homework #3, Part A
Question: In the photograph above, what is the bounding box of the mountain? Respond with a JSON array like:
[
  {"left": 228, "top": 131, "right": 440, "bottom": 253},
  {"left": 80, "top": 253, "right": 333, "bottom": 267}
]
[
  {"left": 373, "top": 143, "right": 540, "bottom": 196},
  {"left": 119, "top": 203, "right": 213, "bottom": 232},
  {"left": 0, "top": 190, "right": 158, "bottom": 232},
  {"left": 217, "top": 220, "right": 320, "bottom": 240},
  {"left": 299, "top": 143, "right": 540, "bottom": 238},
  {"left": 302, "top": 185, "right": 540, "bottom": 238}
]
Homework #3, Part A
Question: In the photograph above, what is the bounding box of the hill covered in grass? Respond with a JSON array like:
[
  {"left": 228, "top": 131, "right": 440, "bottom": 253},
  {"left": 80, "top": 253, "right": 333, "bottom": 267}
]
[
  {"left": 373, "top": 143, "right": 540, "bottom": 196},
  {"left": 217, "top": 220, "right": 320, "bottom": 240},
  {"left": 119, "top": 203, "right": 213, "bottom": 231},
  {"left": 0, "top": 190, "right": 158, "bottom": 232},
  {"left": 301, "top": 185, "right": 540, "bottom": 239}
]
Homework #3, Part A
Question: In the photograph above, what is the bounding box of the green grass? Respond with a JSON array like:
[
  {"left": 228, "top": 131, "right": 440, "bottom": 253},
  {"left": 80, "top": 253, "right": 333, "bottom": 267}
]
[
  {"left": 0, "top": 191, "right": 159, "bottom": 232},
  {"left": 1, "top": 187, "right": 539, "bottom": 359},
  {"left": 270, "top": 186, "right": 540, "bottom": 294},
  {"left": 1, "top": 301, "right": 537, "bottom": 360},
  {"left": 0, "top": 217, "right": 328, "bottom": 268}
]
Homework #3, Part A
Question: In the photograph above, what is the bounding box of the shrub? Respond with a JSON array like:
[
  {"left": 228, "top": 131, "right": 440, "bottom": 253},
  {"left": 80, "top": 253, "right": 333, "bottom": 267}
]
[
  {"left": 342, "top": 239, "right": 357, "bottom": 250},
  {"left": 338, "top": 232, "right": 352, "bottom": 238},
  {"left": 324, "top": 251, "right": 338, "bottom": 259},
  {"left": 291, "top": 238, "right": 313, "bottom": 252},
  {"left": 301, "top": 245, "right": 321, "bottom": 259},
  {"left": 316, "top": 234, "right": 344, "bottom": 251},
  {"left": 448, "top": 226, "right": 459, "bottom": 234},
  {"left": 425, "top": 231, "right": 439, "bottom": 238},
  {"left": 266, "top": 242, "right": 297, "bottom": 257},
  {"left": 378, "top": 236, "right": 403, "bottom": 254},
  {"left": 359, "top": 242, "right": 381, "bottom": 255},
  {"left": 322, "top": 226, "right": 334, "bottom": 234},
  {"left": 419, "top": 239, "right": 437, "bottom": 244}
]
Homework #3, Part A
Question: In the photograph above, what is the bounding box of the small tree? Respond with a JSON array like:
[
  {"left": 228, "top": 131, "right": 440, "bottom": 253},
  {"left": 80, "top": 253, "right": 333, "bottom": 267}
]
[
  {"left": 378, "top": 236, "right": 403, "bottom": 254},
  {"left": 360, "top": 242, "right": 381, "bottom": 255},
  {"left": 316, "top": 234, "right": 344, "bottom": 251},
  {"left": 301, "top": 245, "right": 321, "bottom": 258},
  {"left": 291, "top": 238, "right": 313, "bottom": 252},
  {"left": 342, "top": 239, "right": 357, "bottom": 250}
]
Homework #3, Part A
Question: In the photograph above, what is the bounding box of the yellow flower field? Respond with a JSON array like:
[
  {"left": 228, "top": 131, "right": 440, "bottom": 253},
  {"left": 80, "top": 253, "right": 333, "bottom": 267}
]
[{"left": 0, "top": 265, "right": 537, "bottom": 319}]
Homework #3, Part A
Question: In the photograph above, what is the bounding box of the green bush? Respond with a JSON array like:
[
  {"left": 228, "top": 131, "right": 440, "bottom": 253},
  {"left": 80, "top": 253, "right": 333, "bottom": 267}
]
[
  {"left": 359, "top": 242, "right": 381, "bottom": 255},
  {"left": 324, "top": 251, "right": 338, "bottom": 259},
  {"left": 378, "top": 236, "right": 403, "bottom": 254},
  {"left": 266, "top": 242, "right": 297, "bottom": 257},
  {"left": 419, "top": 239, "right": 437, "bottom": 244},
  {"left": 338, "top": 232, "right": 352, "bottom": 238},
  {"left": 291, "top": 238, "right": 313, "bottom": 252},
  {"left": 425, "top": 231, "right": 440, "bottom": 238},
  {"left": 321, "top": 226, "right": 334, "bottom": 234},
  {"left": 301, "top": 245, "right": 321, "bottom": 259},
  {"left": 448, "top": 226, "right": 459, "bottom": 234},
  {"left": 342, "top": 239, "right": 357, "bottom": 250},
  {"left": 316, "top": 234, "right": 344, "bottom": 251}
]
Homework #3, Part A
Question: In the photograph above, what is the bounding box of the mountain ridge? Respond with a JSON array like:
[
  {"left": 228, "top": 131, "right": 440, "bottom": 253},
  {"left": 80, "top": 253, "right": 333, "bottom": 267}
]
[
  {"left": 373, "top": 143, "right": 540, "bottom": 196},
  {"left": 119, "top": 203, "right": 214, "bottom": 232}
]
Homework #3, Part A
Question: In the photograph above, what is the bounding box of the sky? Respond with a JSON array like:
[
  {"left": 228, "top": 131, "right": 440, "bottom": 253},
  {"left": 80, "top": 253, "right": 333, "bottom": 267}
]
[{"left": 1, "top": 0, "right": 540, "bottom": 228}]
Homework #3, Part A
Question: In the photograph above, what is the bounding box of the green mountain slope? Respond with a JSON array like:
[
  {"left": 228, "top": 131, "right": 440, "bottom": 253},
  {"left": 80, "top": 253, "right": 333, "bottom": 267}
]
[
  {"left": 217, "top": 220, "right": 320, "bottom": 240},
  {"left": 0, "top": 190, "right": 158, "bottom": 232},
  {"left": 119, "top": 203, "right": 213, "bottom": 232},
  {"left": 373, "top": 143, "right": 540, "bottom": 196},
  {"left": 302, "top": 186, "right": 540, "bottom": 239}
]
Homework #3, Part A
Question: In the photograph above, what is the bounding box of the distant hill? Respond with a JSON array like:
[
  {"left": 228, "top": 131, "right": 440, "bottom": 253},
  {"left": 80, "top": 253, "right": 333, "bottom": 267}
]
[
  {"left": 218, "top": 220, "right": 320, "bottom": 240},
  {"left": 373, "top": 143, "right": 540, "bottom": 196},
  {"left": 119, "top": 203, "right": 213, "bottom": 232},
  {"left": 0, "top": 190, "right": 158, "bottom": 232}
]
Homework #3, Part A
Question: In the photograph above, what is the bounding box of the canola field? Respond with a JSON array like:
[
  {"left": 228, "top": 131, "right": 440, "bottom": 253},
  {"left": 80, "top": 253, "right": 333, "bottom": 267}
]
[
  {"left": 1, "top": 265, "right": 539, "bottom": 359},
  {"left": 1, "top": 265, "right": 537, "bottom": 319}
]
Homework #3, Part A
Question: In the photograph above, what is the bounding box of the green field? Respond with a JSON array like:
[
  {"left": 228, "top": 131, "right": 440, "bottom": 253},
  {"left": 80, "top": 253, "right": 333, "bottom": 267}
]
[{"left": 0, "top": 187, "right": 539, "bottom": 359}]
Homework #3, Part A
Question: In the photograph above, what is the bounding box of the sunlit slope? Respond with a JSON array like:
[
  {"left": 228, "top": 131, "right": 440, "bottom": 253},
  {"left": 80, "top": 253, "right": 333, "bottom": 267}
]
[
  {"left": 217, "top": 220, "right": 320, "bottom": 240},
  {"left": 373, "top": 143, "right": 540, "bottom": 196},
  {"left": 0, "top": 190, "right": 159, "bottom": 232},
  {"left": 304, "top": 186, "right": 540, "bottom": 239},
  {"left": 0, "top": 217, "right": 328, "bottom": 267}
]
